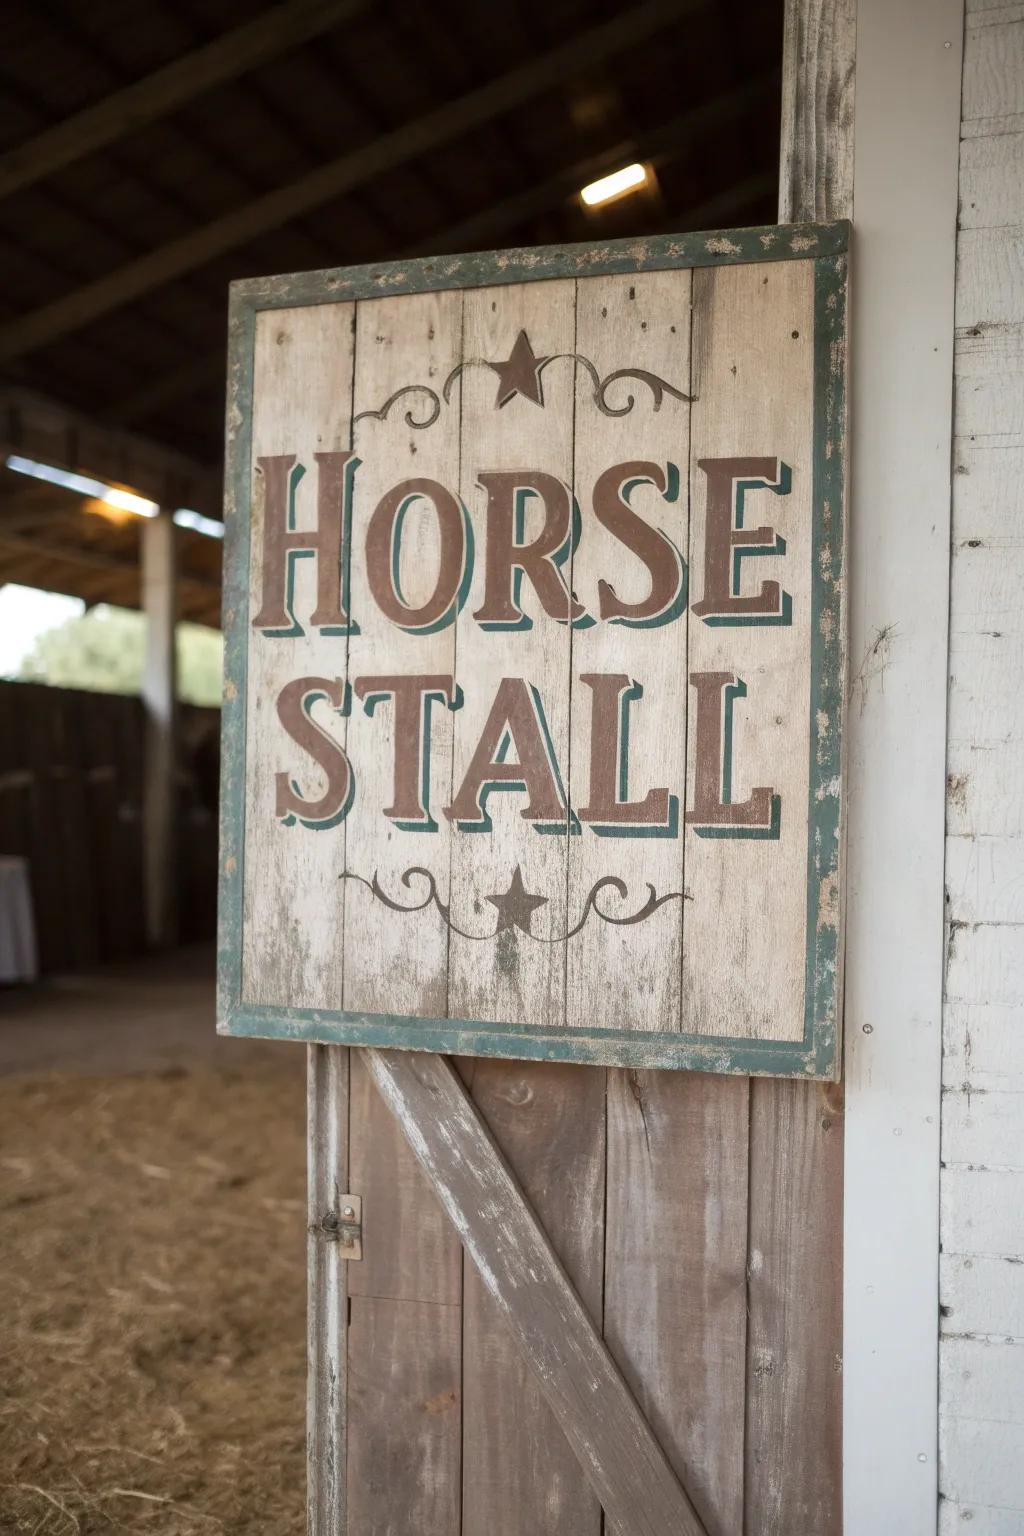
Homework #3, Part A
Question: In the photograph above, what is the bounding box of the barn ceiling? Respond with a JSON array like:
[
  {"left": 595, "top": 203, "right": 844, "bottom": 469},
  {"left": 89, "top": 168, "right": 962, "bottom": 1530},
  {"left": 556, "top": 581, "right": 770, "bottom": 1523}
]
[{"left": 0, "top": 0, "right": 782, "bottom": 615}]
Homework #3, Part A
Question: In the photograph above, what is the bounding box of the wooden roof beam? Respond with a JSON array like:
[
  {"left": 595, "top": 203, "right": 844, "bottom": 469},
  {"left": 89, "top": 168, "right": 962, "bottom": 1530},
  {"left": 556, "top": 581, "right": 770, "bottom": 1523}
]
[
  {"left": 0, "top": 0, "right": 368, "bottom": 201},
  {"left": 111, "top": 74, "right": 778, "bottom": 429},
  {"left": 0, "top": 0, "right": 697, "bottom": 364},
  {"left": 0, "top": 385, "right": 220, "bottom": 518}
]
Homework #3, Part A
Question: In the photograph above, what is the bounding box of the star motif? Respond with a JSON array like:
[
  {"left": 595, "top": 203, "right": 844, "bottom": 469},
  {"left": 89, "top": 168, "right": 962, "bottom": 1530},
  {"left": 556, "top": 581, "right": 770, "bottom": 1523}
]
[
  {"left": 485, "top": 865, "right": 549, "bottom": 934},
  {"left": 488, "top": 329, "right": 549, "bottom": 408}
]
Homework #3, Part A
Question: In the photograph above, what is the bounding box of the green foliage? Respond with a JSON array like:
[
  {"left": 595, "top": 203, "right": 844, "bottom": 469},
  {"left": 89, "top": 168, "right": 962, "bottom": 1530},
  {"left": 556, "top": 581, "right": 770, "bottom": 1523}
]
[{"left": 17, "top": 605, "right": 223, "bottom": 707}]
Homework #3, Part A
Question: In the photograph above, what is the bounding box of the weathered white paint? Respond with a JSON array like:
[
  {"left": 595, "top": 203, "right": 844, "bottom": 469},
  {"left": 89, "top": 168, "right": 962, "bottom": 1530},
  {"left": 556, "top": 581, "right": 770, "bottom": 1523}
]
[
  {"left": 843, "top": 1, "right": 963, "bottom": 1532},
  {"left": 940, "top": 1, "right": 1024, "bottom": 1528}
]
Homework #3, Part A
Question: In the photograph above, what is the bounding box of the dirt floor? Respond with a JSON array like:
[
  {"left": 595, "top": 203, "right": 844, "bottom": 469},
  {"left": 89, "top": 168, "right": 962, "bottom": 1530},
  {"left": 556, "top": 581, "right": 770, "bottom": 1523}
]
[{"left": 0, "top": 947, "right": 308, "bottom": 1534}]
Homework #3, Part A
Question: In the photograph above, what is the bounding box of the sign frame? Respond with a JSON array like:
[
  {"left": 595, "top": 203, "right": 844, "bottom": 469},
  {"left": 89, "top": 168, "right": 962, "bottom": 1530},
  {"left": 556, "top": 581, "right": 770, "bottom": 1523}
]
[{"left": 217, "top": 220, "right": 849, "bottom": 1078}]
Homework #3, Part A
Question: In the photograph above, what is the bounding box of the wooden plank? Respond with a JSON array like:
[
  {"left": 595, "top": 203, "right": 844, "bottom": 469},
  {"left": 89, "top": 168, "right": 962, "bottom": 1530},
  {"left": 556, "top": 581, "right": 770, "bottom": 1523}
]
[
  {"left": 565, "top": 269, "right": 690, "bottom": 1033},
  {"left": 240, "top": 302, "right": 355, "bottom": 1010},
  {"left": 308, "top": 1044, "right": 349, "bottom": 1536},
  {"left": 445, "top": 276, "right": 576, "bottom": 1028},
  {"left": 0, "top": 0, "right": 695, "bottom": 360},
  {"left": 348, "top": 1051, "right": 462, "bottom": 1306},
  {"left": 342, "top": 289, "right": 464, "bottom": 1021},
  {"left": 944, "top": 1001, "right": 1024, "bottom": 1091},
  {"left": 346, "top": 1055, "right": 462, "bottom": 1532},
  {"left": 778, "top": 0, "right": 856, "bottom": 224},
  {"left": 942, "top": 1252, "right": 1024, "bottom": 1339},
  {"left": 0, "top": 0, "right": 368, "bottom": 200},
  {"left": 362, "top": 1046, "right": 708, "bottom": 1536},
  {"left": 682, "top": 256, "right": 816, "bottom": 1044},
  {"left": 461, "top": 1058, "right": 604, "bottom": 1536},
  {"left": 745, "top": 1077, "right": 844, "bottom": 1533},
  {"left": 943, "top": 1166, "right": 1024, "bottom": 1258},
  {"left": 347, "top": 1297, "right": 462, "bottom": 1536},
  {"left": 604, "top": 1069, "right": 750, "bottom": 1536}
]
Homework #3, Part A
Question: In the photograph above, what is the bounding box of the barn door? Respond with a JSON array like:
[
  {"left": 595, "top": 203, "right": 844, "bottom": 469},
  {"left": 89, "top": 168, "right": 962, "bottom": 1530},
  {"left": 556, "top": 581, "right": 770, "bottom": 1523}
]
[{"left": 308, "top": 1042, "right": 841, "bottom": 1536}]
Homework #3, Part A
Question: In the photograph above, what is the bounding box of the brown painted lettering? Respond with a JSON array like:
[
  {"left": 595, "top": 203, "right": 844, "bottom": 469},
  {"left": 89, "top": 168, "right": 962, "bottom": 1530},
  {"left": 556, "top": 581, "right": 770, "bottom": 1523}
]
[
  {"left": 593, "top": 461, "right": 686, "bottom": 626},
  {"left": 354, "top": 674, "right": 459, "bottom": 828},
  {"left": 275, "top": 676, "right": 353, "bottom": 827},
  {"left": 445, "top": 677, "right": 567, "bottom": 828},
  {"left": 691, "top": 456, "right": 790, "bottom": 624},
  {"left": 365, "top": 479, "right": 467, "bottom": 632},
  {"left": 577, "top": 672, "right": 673, "bottom": 831},
  {"left": 473, "top": 471, "right": 587, "bottom": 628},
  {"left": 685, "top": 671, "right": 778, "bottom": 836},
  {"left": 252, "top": 452, "right": 358, "bottom": 635}
]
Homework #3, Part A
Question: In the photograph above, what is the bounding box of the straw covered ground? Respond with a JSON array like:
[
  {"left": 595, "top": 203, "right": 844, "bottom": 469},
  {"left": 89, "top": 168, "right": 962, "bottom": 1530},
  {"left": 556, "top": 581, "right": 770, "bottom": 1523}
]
[{"left": 0, "top": 1058, "right": 307, "bottom": 1534}]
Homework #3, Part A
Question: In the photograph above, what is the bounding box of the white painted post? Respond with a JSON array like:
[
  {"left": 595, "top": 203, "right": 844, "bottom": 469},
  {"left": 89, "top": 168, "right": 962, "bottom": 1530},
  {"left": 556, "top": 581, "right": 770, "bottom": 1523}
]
[
  {"left": 844, "top": 1, "right": 963, "bottom": 1530},
  {"left": 142, "top": 506, "right": 177, "bottom": 948}
]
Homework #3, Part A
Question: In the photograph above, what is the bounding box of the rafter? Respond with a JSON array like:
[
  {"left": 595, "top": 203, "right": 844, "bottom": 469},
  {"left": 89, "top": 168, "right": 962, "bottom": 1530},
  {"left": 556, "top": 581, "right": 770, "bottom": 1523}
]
[
  {"left": 0, "top": 0, "right": 367, "bottom": 201},
  {"left": 112, "top": 74, "right": 777, "bottom": 428},
  {"left": 0, "top": 0, "right": 695, "bottom": 364},
  {"left": 0, "top": 385, "right": 219, "bottom": 517}
]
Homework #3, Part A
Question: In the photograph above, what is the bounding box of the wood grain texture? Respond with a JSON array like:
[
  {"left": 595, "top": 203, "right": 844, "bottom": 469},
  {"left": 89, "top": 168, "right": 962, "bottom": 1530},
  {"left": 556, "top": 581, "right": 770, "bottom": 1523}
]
[
  {"left": 745, "top": 1077, "right": 843, "bottom": 1533},
  {"left": 446, "top": 278, "right": 575, "bottom": 1030},
  {"left": 779, "top": 0, "right": 856, "bottom": 223},
  {"left": 308, "top": 1044, "right": 349, "bottom": 1536},
  {"left": 942, "top": 2, "right": 1024, "bottom": 1526},
  {"left": 241, "top": 303, "right": 355, "bottom": 1011},
  {"left": 461, "top": 1059, "right": 605, "bottom": 1536},
  {"left": 363, "top": 1047, "right": 708, "bottom": 1536},
  {"left": 346, "top": 1046, "right": 462, "bottom": 1532},
  {"left": 682, "top": 258, "right": 815, "bottom": 1043},
  {"left": 604, "top": 1069, "right": 750, "bottom": 1536},
  {"left": 566, "top": 270, "right": 690, "bottom": 1033},
  {"left": 347, "top": 1296, "right": 462, "bottom": 1536},
  {"left": 343, "top": 289, "right": 464, "bottom": 1021}
]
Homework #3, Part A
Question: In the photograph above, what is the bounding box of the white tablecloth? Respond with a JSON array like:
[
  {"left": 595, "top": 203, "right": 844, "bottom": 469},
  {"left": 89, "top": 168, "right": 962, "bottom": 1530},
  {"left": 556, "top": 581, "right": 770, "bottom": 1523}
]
[{"left": 0, "top": 856, "right": 38, "bottom": 983}]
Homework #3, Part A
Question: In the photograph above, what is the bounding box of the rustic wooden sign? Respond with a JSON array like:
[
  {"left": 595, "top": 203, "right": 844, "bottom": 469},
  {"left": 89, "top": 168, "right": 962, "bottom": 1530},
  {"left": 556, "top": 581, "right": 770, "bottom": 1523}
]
[{"left": 218, "top": 222, "right": 848, "bottom": 1077}]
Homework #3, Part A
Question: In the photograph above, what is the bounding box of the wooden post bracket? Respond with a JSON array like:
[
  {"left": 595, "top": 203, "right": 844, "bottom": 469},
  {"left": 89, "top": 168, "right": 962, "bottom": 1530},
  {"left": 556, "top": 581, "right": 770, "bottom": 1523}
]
[{"left": 362, "top": 1046, "right": 709, "bottom": 1536}]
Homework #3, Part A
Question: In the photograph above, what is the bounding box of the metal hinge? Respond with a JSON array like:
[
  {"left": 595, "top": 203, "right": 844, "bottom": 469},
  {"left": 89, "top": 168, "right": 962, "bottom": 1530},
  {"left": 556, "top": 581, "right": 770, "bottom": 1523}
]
[{"left": 312, "top": 1194, "right": 362, "bottom": 1260}]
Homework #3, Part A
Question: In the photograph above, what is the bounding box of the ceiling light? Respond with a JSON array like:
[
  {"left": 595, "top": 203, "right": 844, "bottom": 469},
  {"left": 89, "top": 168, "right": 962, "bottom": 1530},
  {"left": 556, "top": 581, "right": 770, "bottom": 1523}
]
[
  {"left": 174, "top": 508, "right": 224, "bottom": 539},
  {"left": 580, "top": 162, "right": 648, "bottom": 207},
  {"left": 6, "top": 453, "right": 157, "bottom": 516},
  {"left": 6, "top": 454, "right": 223, "bottom": 538}
]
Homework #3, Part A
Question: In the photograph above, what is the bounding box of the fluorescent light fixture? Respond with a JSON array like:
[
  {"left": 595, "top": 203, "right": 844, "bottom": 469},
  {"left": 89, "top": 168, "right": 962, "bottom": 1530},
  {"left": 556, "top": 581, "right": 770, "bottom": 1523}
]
[
  {"left": 6, "top": 454, "right": 224, "bottom": 538},
  {"left": 6, "top": 453, "right": 158, "bottom": 516},
  {"left": 580, "top": 162, "right": 647, "bottom": 207},
  {"left": 174, "top": 507, "right": 224, "bottom": 539}
]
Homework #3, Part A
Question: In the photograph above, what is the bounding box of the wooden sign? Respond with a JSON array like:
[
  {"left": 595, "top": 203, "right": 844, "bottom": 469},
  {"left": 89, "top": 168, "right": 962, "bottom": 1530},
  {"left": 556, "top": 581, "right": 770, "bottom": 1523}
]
[{"left": 218, "top": 222, "right": 849, "bottom": 1077}]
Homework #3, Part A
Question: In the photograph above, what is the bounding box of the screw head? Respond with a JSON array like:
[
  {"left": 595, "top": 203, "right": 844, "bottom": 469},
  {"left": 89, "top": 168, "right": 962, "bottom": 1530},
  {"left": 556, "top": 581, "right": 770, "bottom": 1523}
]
[{"left": 343, "top": 1205, "right": 355, "bottom": 1219}]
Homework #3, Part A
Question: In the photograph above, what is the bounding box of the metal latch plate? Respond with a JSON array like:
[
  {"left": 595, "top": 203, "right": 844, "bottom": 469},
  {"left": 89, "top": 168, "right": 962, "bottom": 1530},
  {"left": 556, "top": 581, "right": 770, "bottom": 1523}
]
[{"left": 314, "top": 1194, "right": 362, "bottom": 1260}]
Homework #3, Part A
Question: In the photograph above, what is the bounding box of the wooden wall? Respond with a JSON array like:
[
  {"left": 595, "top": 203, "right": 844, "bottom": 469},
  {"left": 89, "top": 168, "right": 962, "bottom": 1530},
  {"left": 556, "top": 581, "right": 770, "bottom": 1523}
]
[
  {"left": 941, "top": 1, "right": 1024, "bottom": 1526},
  {"left": 0, "top": 679, "right": 218, "bottom": 971}
]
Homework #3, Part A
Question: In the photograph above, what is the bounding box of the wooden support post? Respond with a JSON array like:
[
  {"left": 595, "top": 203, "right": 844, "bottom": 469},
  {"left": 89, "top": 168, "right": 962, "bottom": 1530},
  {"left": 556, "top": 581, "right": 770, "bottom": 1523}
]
[
  {"left": 307, "top": 1044, "right": 349, "bottom": 1536},
  {"left": 141, "top": 508, "right": 177, "bottom": 948}
]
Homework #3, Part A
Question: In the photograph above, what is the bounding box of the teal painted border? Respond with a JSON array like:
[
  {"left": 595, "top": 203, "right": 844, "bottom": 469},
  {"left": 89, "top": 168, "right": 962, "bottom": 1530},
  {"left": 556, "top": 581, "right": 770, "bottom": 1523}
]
[{"left": 217, "top": 222, "right": 849, "bottom": 1079}]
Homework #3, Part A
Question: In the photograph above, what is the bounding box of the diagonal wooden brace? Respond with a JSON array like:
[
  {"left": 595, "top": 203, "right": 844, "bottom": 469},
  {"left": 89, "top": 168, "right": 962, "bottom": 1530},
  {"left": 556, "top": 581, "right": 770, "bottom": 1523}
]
[{"left": 362, "top": 1047, "right": 708, "bottom": 1536}]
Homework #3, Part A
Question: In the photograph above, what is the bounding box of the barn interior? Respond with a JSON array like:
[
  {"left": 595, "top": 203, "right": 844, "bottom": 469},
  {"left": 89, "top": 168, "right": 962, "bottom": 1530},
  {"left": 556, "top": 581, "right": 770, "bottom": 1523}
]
[{"left": 0, "top": 1, "right": 784, "bottom": 1530}]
